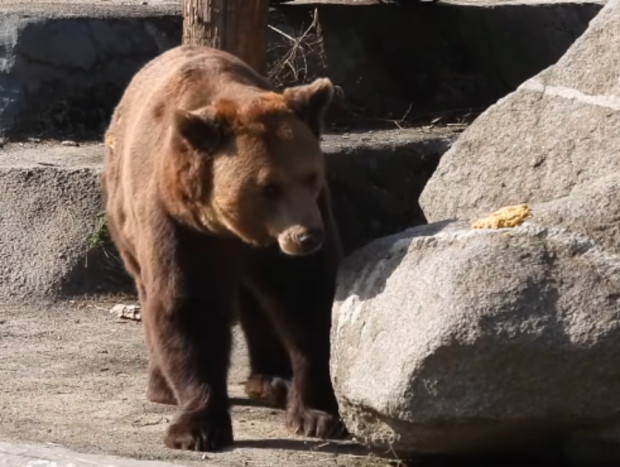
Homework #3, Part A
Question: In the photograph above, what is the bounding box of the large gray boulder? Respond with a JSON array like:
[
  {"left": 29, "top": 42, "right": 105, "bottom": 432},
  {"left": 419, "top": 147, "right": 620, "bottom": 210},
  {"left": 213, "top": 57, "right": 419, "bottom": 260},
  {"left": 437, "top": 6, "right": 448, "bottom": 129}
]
[
  {"left": 331, "top": 175, "right": 620, "bottom": 457},
  {"left": 333, "top": 0, "right": 620, "bottom": 452},
  {"left": 419, "top": 0, "right": 620, "bottom": 223}
]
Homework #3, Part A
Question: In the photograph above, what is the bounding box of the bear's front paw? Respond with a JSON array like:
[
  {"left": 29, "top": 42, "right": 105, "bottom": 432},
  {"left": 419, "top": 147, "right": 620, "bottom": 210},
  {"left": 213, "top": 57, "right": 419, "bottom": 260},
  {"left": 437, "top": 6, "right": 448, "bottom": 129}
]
[
  {"left": 245, "top": 374, "right": 289, "bottom": 408},
  {"left": 286, "top": 406, "right": 347, "bottom": 439},
  {"left": 164, "top": 410, "right": 233, "bottom": 452}
]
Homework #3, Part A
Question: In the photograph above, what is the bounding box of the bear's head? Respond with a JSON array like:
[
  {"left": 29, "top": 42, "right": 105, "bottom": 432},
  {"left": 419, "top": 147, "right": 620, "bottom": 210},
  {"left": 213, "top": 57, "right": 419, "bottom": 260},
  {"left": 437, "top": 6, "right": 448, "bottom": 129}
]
[{"left": 165, "top": 78, "right": 334, "bottom": 256}]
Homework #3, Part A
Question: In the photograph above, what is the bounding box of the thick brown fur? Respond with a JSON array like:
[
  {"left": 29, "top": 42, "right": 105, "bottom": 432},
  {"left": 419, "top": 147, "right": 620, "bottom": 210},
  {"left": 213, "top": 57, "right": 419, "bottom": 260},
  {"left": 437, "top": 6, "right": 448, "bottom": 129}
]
[{"left": 101, "top": 45, "right": 343, "bottom": 452}]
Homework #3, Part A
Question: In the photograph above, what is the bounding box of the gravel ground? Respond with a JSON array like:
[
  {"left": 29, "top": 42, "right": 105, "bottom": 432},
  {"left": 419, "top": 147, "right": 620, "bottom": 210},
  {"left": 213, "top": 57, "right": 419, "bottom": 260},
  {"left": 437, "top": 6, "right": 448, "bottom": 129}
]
[{"left": 0, "top": 296, "right": 383, "bottom": 467}]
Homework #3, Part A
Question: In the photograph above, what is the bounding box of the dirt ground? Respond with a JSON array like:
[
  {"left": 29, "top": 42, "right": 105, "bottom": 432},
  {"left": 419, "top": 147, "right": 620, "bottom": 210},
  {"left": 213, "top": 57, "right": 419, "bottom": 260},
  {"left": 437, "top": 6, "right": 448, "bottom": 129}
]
[{"left": 0, "top": 296, "right": 385, "bottom": 467}]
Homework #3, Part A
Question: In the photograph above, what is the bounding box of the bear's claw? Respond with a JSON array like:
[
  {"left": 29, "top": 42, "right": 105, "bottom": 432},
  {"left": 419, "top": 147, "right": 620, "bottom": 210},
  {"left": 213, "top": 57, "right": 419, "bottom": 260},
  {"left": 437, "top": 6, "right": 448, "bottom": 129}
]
[
  {"left": 164, "top": 410, "right": 233, "bottom": 452},
  {"left": 286, "top": 407, "right": 348, "bottom": 439}
]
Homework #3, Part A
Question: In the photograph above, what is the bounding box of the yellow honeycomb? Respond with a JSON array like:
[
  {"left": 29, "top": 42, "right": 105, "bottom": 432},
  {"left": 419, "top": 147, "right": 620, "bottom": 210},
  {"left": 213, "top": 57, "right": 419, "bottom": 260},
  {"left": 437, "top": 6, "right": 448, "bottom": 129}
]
[
  {"left": 471, "top": 204, "right": 531, "bottom": 229},
  {"left": 105, "top": 132, "right": 115, "bottom": 149}
]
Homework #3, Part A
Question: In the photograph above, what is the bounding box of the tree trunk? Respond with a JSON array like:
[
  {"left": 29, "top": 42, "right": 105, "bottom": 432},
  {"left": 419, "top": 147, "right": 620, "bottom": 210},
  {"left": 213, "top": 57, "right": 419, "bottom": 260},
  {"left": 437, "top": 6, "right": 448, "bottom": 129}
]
[{"left": 182, "top": 0, "right": 270, "bottom": 74}]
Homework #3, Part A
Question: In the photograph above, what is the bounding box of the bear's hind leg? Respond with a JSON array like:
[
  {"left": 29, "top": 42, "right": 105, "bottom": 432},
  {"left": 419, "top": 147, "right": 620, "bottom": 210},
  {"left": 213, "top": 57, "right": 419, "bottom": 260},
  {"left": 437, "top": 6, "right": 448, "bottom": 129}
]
[
  {"left": 146, "top": 363, "right": 177, "bottom": 405},
  {"left": 238, "top": 286, "right": 291, "bottom": 408},
  {"left": 143, "top": 319, "right": 177, "bottom": 406}
]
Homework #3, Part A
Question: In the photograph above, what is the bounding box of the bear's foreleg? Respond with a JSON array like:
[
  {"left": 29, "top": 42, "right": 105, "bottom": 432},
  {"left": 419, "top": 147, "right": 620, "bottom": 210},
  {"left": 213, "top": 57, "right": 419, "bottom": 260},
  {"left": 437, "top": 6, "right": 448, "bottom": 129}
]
[
  {"left": 280, "top": 284, "right": 344, "bottom": 440},
  {"left": 244, "top": 246, "right": 346, "bottom": 439},
  {"left": 142, "top": 291, "right": 234, "bottom": 451}
]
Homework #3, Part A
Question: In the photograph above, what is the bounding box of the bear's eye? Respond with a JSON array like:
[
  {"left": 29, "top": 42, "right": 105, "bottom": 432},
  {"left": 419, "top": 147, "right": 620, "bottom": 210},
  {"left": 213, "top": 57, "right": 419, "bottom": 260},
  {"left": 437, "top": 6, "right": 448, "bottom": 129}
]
[
  {"left": 304, "top": 173, "right": 318, "bottom": 187},
  {"left": 262, "top": 183, "right": 281, "bottom": 198}
]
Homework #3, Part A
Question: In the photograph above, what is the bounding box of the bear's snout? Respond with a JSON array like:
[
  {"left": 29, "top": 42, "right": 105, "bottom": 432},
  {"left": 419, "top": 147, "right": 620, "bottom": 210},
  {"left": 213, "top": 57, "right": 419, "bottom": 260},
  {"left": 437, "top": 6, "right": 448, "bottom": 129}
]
[
  {"left": 278, "top": 226, "right": 324, "bottom": 256},
  {"left": 298, "top": 228, "right": 324, "bottom": 252}
]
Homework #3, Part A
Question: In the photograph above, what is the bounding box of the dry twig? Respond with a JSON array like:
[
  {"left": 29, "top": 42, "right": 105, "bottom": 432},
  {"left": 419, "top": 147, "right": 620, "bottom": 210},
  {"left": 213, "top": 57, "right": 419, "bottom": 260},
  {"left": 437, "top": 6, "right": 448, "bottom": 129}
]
[{"left": 267, "top": 9, "right": 325, "bottom": 88}]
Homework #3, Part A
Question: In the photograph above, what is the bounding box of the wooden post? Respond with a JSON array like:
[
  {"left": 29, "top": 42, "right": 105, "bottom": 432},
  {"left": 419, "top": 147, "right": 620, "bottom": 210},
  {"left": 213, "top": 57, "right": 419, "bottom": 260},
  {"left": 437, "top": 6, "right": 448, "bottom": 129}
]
[{"left": 182, "top": 0, "right": 270, "bottom": 74}]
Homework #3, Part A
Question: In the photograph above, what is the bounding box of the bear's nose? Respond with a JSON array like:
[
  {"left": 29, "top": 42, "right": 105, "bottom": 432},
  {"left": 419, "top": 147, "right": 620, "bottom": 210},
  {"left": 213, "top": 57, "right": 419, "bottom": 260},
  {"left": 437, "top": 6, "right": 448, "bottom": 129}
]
[{"left": 298, "top": 228, "right": 324, "bottom": 252}]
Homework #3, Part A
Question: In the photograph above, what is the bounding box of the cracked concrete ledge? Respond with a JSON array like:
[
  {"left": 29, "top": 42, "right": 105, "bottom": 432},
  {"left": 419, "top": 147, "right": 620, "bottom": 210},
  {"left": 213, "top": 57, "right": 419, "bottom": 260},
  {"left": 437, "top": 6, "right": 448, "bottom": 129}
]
[
  {"left": 0, "top": 441, "right": 184, "bottom": 467},
  {"left": 0, "top": 0, "right": 604, "bottom": 139},
  {"left": 0, "top": 127, "right": 460, "bottom": 302},
  {"left": 0, "top": 1, "right": 180, "bottom": 18},
  {"left": 0, "top": 10, "right": 181, "bottom": 139}
]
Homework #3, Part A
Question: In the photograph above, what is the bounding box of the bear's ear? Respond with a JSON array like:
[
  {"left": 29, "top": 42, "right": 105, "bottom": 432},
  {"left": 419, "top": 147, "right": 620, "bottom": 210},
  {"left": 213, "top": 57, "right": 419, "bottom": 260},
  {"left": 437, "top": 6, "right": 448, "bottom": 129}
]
[
  {"left": 173, "top": 106, "right": 232, "bottom": 154},
  {"left": 283, "top": 78, "right": 334, "bottom": 138}
]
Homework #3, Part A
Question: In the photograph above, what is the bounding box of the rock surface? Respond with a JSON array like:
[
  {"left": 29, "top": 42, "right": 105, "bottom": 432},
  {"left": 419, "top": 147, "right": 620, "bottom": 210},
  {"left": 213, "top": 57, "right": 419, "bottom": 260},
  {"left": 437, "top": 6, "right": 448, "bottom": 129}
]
[
  {"left": 419, "top": 0, "right": 620, "bottom": 223},
  {"left": 331, "top": 185, "right": 620, "bottom": 456},
  {"left": 528, "top": 174, "right": 620, "bottom": 254}
]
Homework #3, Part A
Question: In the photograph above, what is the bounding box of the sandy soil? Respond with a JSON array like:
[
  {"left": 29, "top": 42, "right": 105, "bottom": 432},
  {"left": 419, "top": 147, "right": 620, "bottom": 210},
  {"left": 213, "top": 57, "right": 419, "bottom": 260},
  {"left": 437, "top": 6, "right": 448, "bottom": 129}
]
[{"left": 0, "top": 296, "right": 384, "bottom": 467}]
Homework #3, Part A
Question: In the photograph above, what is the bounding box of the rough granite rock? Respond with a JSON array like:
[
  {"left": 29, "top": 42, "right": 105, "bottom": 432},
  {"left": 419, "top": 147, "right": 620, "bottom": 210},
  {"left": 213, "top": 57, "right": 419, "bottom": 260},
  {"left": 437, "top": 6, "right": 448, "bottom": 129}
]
[
  {"left": 331, "top": 185, "right": 620, "bottom": 455},
  {"left": 528, "top": 174, "right": 620, "bottom": 254},
  {"left": 419, "top": 0, "right": 620, "bottom": 223}
]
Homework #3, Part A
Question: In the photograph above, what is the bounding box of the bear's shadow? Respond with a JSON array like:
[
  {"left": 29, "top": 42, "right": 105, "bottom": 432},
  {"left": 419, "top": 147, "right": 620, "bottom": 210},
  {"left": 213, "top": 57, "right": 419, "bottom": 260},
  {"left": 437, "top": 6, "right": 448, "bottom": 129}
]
[{"left": 227, "top": 397, "right": 368, "bottom": 455}]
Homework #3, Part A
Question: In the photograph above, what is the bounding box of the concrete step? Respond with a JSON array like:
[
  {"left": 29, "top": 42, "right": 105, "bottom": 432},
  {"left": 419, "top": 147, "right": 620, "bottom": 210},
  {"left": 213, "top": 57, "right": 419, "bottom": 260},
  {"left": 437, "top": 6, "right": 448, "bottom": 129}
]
[
  {"left": 0, "top": 0, "right": 604, "bottom": 139},
  {"left": 0, "top": 126, "right": 461, "bottom": 301},
  {"left": 0, "top": 441, "right": 183, "bottom": 467}
]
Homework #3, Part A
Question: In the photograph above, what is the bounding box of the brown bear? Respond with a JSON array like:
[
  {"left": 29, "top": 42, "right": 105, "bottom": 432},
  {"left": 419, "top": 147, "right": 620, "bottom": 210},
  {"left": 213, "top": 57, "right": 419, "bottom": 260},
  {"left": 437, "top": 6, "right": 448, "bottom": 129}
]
[{"left": 101, "top": 45, "right": 343, "bottom": 452}]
